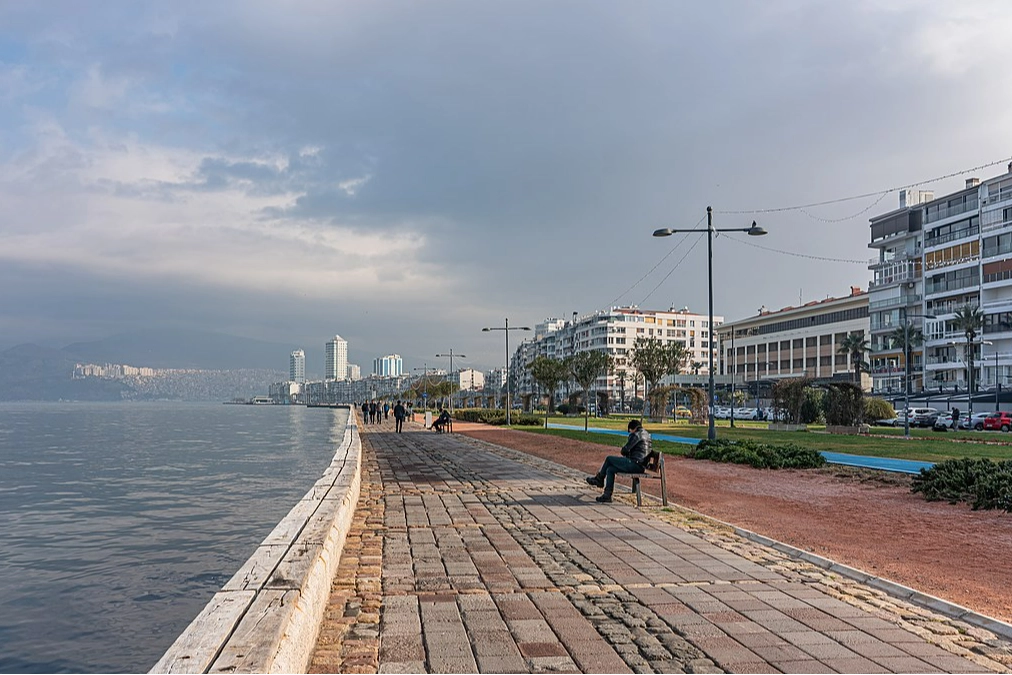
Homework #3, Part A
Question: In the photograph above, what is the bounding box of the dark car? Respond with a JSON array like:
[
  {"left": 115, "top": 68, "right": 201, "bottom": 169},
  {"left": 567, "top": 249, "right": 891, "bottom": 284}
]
[{"left": 983, "top": 411, "right": 1012, "bottom": 432}]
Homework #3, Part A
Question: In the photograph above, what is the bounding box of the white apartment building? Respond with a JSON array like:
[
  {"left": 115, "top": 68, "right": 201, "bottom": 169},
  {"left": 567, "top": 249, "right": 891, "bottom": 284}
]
[
  {"left": 714, "top": 288, "right": 870, "bottom": 393},
  {"left": 868, "top": 164, "right": 1012, "bottom": 404},
  {"left": 513, "top": 305, "right": 722, "bottom": 406},
  {"left": 290, "top": 349, "right": 306, "bottom": 383},
  {"left": 325, "top": 335, "right": 348, "bottom": 381},
  {"left": 347, "top": 364, "right": 361, "bottom": 381},
  {"left": 373, "top": 354, "right": 403, "bottom": 377},
  {"left": 452, "top": 368, "right": 485, "bottom": 392}
]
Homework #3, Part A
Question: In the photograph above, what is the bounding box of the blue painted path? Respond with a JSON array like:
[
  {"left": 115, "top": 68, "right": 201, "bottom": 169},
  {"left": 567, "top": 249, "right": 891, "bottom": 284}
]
[{"left": 544, "top": 422, "right": 934, "bottom": 474}]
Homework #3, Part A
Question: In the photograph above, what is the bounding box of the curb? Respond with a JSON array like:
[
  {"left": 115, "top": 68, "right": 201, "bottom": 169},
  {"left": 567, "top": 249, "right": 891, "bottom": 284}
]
[
  {"left": 151, "top": 415, "right": 362, "bottom": 674},
  {"left": 639, "top": 488, "right": 1012, "bottom": 642}
]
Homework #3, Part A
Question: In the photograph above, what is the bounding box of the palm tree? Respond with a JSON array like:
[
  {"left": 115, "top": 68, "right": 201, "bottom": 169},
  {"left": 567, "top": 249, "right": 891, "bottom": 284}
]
[
  {"left": 952, "top": 304, "right": 984, "bottom": 395},
  {"left": 888, "top": 325, "right": 924, "bottom": 396},
  {"left": 837, "top": 332, "right": 870, "bottom": 384},
  {"left": 529, "top": 356, "right": 571, "bottom": 428},
  {"left": 566, "top": 350, "right": 613, "bottom": 431}
]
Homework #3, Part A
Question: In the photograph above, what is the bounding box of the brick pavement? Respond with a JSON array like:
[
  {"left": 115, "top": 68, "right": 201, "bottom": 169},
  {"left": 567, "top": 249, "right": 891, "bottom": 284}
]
[{"left": 310, "top": 418, "right": 1012, "bottom": 673}]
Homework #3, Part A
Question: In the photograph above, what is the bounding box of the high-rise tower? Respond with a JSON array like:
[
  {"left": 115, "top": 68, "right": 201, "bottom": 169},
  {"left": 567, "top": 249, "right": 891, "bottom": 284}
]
[
  {"left": 290, "top": 349, "right": 306, "bottom": 383},
  {"left": 325, "top": 336, "right": 348, "bottom": 381}
]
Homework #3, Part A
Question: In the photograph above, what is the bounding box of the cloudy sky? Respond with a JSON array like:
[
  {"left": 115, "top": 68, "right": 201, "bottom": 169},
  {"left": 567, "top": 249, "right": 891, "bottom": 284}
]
[{"left": 2, "top": 1, "right": 1012, "bottom": 373}]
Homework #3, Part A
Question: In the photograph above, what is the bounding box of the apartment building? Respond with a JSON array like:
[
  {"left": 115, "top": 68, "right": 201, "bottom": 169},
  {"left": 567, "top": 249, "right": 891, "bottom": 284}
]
[
  {"left": 714, "top": 288, "right": 870, "bottom": 392},
  {"left": 512, "top": 305, "right": 722, "bottom": 406},
  {"left": 868, "top": 164, "right": 1012, "bottom": 400}
]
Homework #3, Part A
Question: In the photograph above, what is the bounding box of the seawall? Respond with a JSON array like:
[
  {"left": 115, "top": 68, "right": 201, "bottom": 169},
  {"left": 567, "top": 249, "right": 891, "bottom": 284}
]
[{"left": 151, "top": 413, "right": 361, "bottom": 674}]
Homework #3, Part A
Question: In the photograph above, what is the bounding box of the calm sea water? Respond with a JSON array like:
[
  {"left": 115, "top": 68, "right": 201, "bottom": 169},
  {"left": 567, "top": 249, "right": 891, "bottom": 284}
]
[{"left": 0, "top": 402, "right": 350, "bottom": 674}]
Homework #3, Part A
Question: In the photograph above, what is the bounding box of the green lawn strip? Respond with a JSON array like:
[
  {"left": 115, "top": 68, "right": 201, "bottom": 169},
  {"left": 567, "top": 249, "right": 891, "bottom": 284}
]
[{"left": 536, "top": 416, "right": 1012, "bottom": 463}]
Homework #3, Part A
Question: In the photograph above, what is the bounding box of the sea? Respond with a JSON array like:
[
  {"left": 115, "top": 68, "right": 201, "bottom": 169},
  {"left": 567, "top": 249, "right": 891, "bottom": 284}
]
[{"left": 0, "top": 401, "right": 350, "bottom": 674}]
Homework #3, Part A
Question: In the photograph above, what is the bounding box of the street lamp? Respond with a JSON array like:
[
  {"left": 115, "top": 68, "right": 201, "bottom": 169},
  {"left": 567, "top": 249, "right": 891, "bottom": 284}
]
[
  {"left": 435, "top": 349, "right": 466, "bottom": 412},
  {"left": 481, "top": 318, "right": 531, "bottom": 426},
  {"left": 412, "top": 364, "right": 430, "bottom": 410},
  {"left": 901, "top": 311, "right": 935, "bottom": 437},
  {"left": 654, "top": 206, "right": 767, "bottom": 440},
  {"left": 948, "top": 337, "right": 987, "bottom": 420},
  {"left": 978, "top": 340, "right": 998, "bottom": 412}
]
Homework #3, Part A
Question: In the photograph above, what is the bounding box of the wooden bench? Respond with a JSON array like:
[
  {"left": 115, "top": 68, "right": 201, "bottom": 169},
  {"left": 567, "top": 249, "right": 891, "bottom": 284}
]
[
  {"left": 628, "top": 450, "right": 668, "bottom": 507},
  {"left": 433, "top": 416, "right": 453, "bottom": 433}
]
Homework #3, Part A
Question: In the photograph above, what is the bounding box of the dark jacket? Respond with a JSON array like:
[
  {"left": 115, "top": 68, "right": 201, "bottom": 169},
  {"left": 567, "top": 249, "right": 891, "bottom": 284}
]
[
  {"left": 621, "top": 427, "right": 651, "bottom": 465},
  {"left": 393, "top": 403, "right": 406, "bottom": 420}
]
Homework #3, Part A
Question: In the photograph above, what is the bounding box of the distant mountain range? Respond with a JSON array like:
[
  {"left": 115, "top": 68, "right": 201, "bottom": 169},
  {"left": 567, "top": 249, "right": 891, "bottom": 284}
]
[
  {"left": 62, "top": 328, "right": 301, "bottom": 370},
  {"left": 0, "top": 329, "right": 301, "bottom": 401}
]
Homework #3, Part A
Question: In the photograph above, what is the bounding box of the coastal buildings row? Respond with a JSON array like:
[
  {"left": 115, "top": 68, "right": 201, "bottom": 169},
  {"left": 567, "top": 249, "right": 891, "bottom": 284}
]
[
  {"left": 868, "top": 164, "right": 1012, "bottom": 400},
  {"left": 510, "top": 306, "right": 724, "bottom": 407}
]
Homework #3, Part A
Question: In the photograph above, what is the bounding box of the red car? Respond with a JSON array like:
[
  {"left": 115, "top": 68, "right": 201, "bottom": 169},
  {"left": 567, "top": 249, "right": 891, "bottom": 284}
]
[{"left": 983, "top": 411, "right": 1012, "bottom": 432}]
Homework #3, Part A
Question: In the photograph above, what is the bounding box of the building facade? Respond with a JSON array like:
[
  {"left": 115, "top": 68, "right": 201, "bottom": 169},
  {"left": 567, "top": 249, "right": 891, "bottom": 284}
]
[
  {"left": 289, "top": 349, "right": 306, "bottom": 383},
  {"left": 714, "top": 288, "right": 870, "bottom": 393},
  {"left": 347, "top": 364, "right": 361, "bottom": 381},
  {"left": 867, "top": 164, "right": 1012, "bottom": 402},
  {"left": 511, "top": 305, "right": 723, "bottom": 407},
  {"left": 373, "top": 354, "right": 403, "bottom": 377},
  {"left": 324, "top": 335, "right": 348, "bottom": 381}
]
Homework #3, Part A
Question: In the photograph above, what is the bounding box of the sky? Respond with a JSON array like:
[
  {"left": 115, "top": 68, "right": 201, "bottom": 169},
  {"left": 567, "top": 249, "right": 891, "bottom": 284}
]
[{"left": 2, "top": 1, "right": 1012, "bottom": 374}]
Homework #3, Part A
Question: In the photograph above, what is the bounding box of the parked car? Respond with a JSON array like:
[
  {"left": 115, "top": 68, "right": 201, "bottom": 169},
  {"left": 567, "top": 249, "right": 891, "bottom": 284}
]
[
  {"left": 674, "top": 405, "right": 692, "bottom": 418},
  {"left": 983, "top": 411, "right": 1012, "bottom": 432},
  {"left": 959, "top": 412, "right": 990, "bottom": 431},
  {"left": 933, "top": 411, "right": 960, "bottom": 431},
  {"left": 908, "top": 407, "right": 940, "bottom": 428}
]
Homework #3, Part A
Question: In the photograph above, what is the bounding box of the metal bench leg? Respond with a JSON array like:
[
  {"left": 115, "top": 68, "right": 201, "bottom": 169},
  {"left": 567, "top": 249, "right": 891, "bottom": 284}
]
[
  {"left": 659, "top": 456, "right": 668, "bottom": 506},
  {"left": 632, "top": 477, "right": 642, "bottom": 507}
]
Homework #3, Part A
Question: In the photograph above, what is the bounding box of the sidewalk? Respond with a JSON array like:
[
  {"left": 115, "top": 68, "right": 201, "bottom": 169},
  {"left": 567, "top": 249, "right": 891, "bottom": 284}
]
[{"left": 309, "top": 419, "right": 1012, "bottom": 673}]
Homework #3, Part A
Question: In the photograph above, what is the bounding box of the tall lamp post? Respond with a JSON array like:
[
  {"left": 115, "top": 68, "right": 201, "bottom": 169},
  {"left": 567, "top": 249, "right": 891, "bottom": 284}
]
[
  {"left": 435, "top": 349, "right": 466, "bottom": 412},
  {"left": 482, "top": 318, "right": 531, "bottom": 426},
  {"left": 654, "top": 206, "right": 767, "bottom": 440},
  {"left": 948, "top": 337, "right": 986, "bottom": 420},
  {"left": 990, "top": 344, "right": 1001, "bottom": 412},
  {"left": 901, "top": 311, "right": 935, "bottom": 437},
  {"left": 729, "top": 328, "right": 736, "bottom": 428},
  {"left": 412, "top": 364, "right": 430, "bottom": 410}
]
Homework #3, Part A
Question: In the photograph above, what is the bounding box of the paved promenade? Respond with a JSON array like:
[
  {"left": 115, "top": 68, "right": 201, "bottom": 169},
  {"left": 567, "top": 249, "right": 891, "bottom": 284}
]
[{"left": 309, "top": 418, "right": 1012, "bottom": 673}]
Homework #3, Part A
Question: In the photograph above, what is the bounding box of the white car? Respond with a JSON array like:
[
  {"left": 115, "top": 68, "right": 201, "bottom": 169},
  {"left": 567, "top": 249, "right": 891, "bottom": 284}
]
[{"left": 959, "top": 412, "right": 990, "bottom": 431}]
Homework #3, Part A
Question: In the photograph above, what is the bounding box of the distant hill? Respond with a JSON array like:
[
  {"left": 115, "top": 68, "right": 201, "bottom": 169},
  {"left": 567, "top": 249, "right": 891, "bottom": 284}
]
[
  {"left": 62, "top": 328, "right": 301, "bottom": 370},
  {"left": 0, "top": 344, "right": 134, "bottom": 401}
]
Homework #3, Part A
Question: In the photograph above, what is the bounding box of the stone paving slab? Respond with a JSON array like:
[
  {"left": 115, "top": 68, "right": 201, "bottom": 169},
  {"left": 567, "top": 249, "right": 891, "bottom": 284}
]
[{"left": 310, "top": 418, "right": 1012, "bottom": 673}]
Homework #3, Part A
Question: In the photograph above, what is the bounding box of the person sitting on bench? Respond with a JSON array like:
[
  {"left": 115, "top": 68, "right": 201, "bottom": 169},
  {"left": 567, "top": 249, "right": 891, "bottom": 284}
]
[
  {"left": 432, "top": 408, "right": 451, "bottom": 433},
  {"left": 585, "top": 419, "right": 650, "bottom": 503}
]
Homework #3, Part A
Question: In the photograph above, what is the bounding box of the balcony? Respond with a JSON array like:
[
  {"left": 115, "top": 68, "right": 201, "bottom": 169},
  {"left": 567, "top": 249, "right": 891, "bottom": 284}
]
[
  {"left": 868, "top": 295, "right": 921, "bottom": 311},
  {"left": 924, "top": 278, "right": 979, "bottom": 297},
  {"left": 924, "top": 225, "right": 980, "bottom": 250},
  {"left": 923, "top": 199, "right": 979, "bottom": 225},
  {"left": 868, "top": 251, "right": 915, "bottom": 268},
  {"left": 869, "top": 268, "right": 920, "bottom": 290}
]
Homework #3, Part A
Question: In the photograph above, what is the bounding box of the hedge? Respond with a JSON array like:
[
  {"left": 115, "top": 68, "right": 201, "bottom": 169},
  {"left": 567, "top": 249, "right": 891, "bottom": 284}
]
[
  {"left": 911, "top": 457, "right": 1012, "bottom": 511},
  {"left": 452, "top": 408, "right": 543, "bottom": 426},
  {"left": 690, "top": 438, "right": 826, "bottom": 470}
]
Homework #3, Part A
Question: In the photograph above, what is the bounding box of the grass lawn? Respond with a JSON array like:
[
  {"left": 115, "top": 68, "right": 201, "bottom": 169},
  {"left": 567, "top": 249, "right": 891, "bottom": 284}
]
[{"left": 529, "top": 414, "right": 1012, "bottom": 463}]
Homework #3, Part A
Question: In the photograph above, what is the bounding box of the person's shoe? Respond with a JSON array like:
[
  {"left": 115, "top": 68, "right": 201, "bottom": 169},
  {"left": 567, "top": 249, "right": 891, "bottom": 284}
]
[
  {"left": 585, "top": 476, "right": 603, "bottom": 488},
  {"left": 596, "top": 495, "right": 612, "bottom": 503}
]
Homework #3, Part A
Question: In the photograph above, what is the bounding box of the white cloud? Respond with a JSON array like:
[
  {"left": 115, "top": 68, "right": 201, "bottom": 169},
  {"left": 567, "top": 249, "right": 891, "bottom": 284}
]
[
  {"left": 337, "top": 174, "right": 371, "bottom": 197},
  {"left": 70, "top": 64, "right": 132, "bottom": 110},
  {"left": 0, "top": 123, "right": 449, "bottom": 299}
]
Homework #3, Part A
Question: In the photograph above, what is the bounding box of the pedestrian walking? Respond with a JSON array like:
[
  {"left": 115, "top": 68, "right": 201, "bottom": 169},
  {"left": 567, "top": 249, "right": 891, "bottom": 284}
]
[
  {"left": 383, "top": 402, "right": 390, "bottom": 420},
  {"left": 393, "top": 400, "right": 406, "bottom": 433},
  {"left": 361, "top": 401, "right": 369, "bottom": 425}
]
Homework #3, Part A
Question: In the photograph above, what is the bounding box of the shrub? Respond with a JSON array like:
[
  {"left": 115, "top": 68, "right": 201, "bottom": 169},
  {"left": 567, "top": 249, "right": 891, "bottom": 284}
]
[
  {"left": 864, "top": 397, "right": 896, "bottom": 421},
  {"left": 823, "top": 382, "right": 864, "bottom": 426},
  {"left": 911, "top": 458, "right": 1012, "bottom": 511},
  {"left": 556, "top": 403, "right": 572, "bottom": 415},
  {"left": 451, "top": 408, "right": 542, "bottom": 426},
  {"left": 690, "top": 438, "right": 826, "bottom": 470}
]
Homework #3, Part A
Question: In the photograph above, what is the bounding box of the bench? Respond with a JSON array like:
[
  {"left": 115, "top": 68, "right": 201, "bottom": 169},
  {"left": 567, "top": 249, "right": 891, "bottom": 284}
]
[
  {"left": 433, "top": 417, "right": 453, "bottom": 433},
  {"left": 628, "top": 450, "right": 668, "bottom": 507}
]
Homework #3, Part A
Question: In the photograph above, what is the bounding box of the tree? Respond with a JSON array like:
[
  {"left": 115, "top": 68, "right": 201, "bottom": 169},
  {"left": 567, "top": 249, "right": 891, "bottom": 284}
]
[
  {"left": 888, "top": 324, "right": 924, "bottom": 395},
  {"left": 529, "top": 356, "right": 570, "bottom": 428},
  {"left": 690, "top": 361, "right": 704, "bottom": 375},
  {"left": 628, "top": 336, "right": 688, "bottom": 421},
  {"left": 567, "top": 350, "right": 613, "bottom": 431},
  {"left": 837, "top": 332, "right": 870, "bottom": 385},
  {"left": 952, "top": 304, "right": 984, "bottom": 395},
  {"left": 615, "top": 369, "right": 628, "bottom": 412}
]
